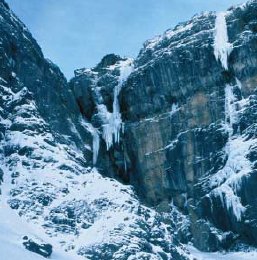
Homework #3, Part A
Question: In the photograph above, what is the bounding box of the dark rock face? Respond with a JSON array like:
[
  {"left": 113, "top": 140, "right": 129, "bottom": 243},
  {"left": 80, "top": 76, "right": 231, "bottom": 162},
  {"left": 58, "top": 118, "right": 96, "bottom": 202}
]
[{"left": 118, "top": 12, "right": 229, "bottom": 207}]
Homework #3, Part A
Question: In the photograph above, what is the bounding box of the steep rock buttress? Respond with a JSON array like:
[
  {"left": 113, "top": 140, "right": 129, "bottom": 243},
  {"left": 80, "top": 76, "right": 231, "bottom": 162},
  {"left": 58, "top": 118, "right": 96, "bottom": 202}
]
[{"left": 71, "top": 0, "right": 257, "bottom": 252}]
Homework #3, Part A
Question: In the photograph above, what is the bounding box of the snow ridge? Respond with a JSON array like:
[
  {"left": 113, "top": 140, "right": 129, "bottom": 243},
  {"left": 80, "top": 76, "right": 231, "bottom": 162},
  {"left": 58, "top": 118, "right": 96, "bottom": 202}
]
[
  {"left": 214, "top": 12, "right": 232, "bottom": 70},
  {"left": 0, "top": 77, "right": 181, "bottom": 259},
  {"left": 145, "top": 21, "right": 193, "bottom": 50}
]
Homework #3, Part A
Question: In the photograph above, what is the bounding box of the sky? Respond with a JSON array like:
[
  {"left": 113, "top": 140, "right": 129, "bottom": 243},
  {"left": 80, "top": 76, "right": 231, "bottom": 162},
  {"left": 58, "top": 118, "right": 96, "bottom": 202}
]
[{"left": 6, "top": 0, "right": 244, "bottom": 79}]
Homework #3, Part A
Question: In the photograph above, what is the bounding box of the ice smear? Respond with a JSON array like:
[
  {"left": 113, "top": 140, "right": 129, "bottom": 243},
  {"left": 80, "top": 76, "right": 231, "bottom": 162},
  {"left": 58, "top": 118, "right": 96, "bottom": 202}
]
[
  {"left": 224, "top": 84, "right": 237, "bottom": 134},
  {"left": 101, "top": 58, "right": 134, "bottom": 150},
  {"left": 170, "top": 103, "right": 179, "bottom": 116},
  {"left": 214, "top": 12, "right": 232, "bottom": 70},
  {"left": 208, "top": 17, "right": 252, "bottom": 221},
  {"left": 80, "top": 118, "right": 100, "bottom": 164},
  {"left": 208, "top": 80, "right": 253, "bottom": 221}
]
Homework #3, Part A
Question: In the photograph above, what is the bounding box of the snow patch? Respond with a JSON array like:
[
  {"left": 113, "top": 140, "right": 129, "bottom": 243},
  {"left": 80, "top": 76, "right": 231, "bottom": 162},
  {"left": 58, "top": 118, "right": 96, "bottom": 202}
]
[{"left": 187, "top": 245, "right": 257, "bottom": 260}]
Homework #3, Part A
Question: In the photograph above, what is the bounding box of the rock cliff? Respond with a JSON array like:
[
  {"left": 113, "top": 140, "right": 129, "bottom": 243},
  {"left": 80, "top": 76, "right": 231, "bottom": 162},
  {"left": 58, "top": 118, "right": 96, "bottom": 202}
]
[
  {"left": 71, "top": 0, "right": 257, "bottom": 252},
  {"left": 1, "top": 0, "right": 257, "bottom": 258}
]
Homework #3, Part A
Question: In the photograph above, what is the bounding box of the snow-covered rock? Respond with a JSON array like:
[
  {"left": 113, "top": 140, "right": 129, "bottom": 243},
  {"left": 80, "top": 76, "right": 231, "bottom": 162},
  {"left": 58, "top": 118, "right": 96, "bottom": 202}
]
[{"left": 2, "top": 0, "right": 257, "bottom": 258}]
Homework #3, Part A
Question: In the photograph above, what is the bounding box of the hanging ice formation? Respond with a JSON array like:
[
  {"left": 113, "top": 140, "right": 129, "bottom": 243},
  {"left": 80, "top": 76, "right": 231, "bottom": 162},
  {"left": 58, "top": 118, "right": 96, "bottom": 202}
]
[
  {"left": 101, "top": 59, "right": 134, "bottom": 150},
  {"left": 214, "top": 12, "right": 232, "bottom": 70},
  {"left": 208, "top": 12, "right": 251, "bottom": 221},
  {"left": 80, "top": 118, "right": 100, "bottom": 165}
]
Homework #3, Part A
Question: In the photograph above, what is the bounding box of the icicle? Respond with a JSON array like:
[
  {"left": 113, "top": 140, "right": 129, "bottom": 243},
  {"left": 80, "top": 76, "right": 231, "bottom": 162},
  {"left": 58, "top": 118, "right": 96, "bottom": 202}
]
[
  {"left": 208, "top": 20, "right": 251, "bottom": 221},
  {"left": 235, "top": 77, "right": 242, "bottom": 90},
  {"left": 224, "top": 84, "right": 237, "bottom": 134},
  {"left": 214, "top": 185, "right": 246, "bottom": 221},
  {"left": 208, "top": 80, "right": 251, "bottom": 221},
  {"left": 80, "top": 118, "right": 100, "bottom": 165},
  {"left": 101, "top": 59, "right": 134, "bottom": 150},
  {"left": 92, "top": 130, "right": 100, "bottom": 164},
  {"left": 214, "top": 12, "right": 232, "bottom": 70}
]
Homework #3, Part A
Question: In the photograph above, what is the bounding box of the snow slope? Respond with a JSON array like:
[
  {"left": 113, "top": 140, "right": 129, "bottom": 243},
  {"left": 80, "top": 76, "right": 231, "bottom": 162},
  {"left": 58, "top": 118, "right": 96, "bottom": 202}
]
[
  {"left": 188, "top": 245, "right": 257, "bottom": 260},
  {"left": 0, "top": 73, "right": 186, "bottom": 259}
]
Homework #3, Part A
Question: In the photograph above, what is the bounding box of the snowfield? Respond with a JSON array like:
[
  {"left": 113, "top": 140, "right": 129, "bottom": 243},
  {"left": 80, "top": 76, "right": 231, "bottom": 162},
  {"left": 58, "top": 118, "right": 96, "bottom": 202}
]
[
  {"left": 187, "top": 245, "right": 257, "bottom": 260},
  {"left": 0, "top": 76, "right": 184, "bottom": 259}
]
